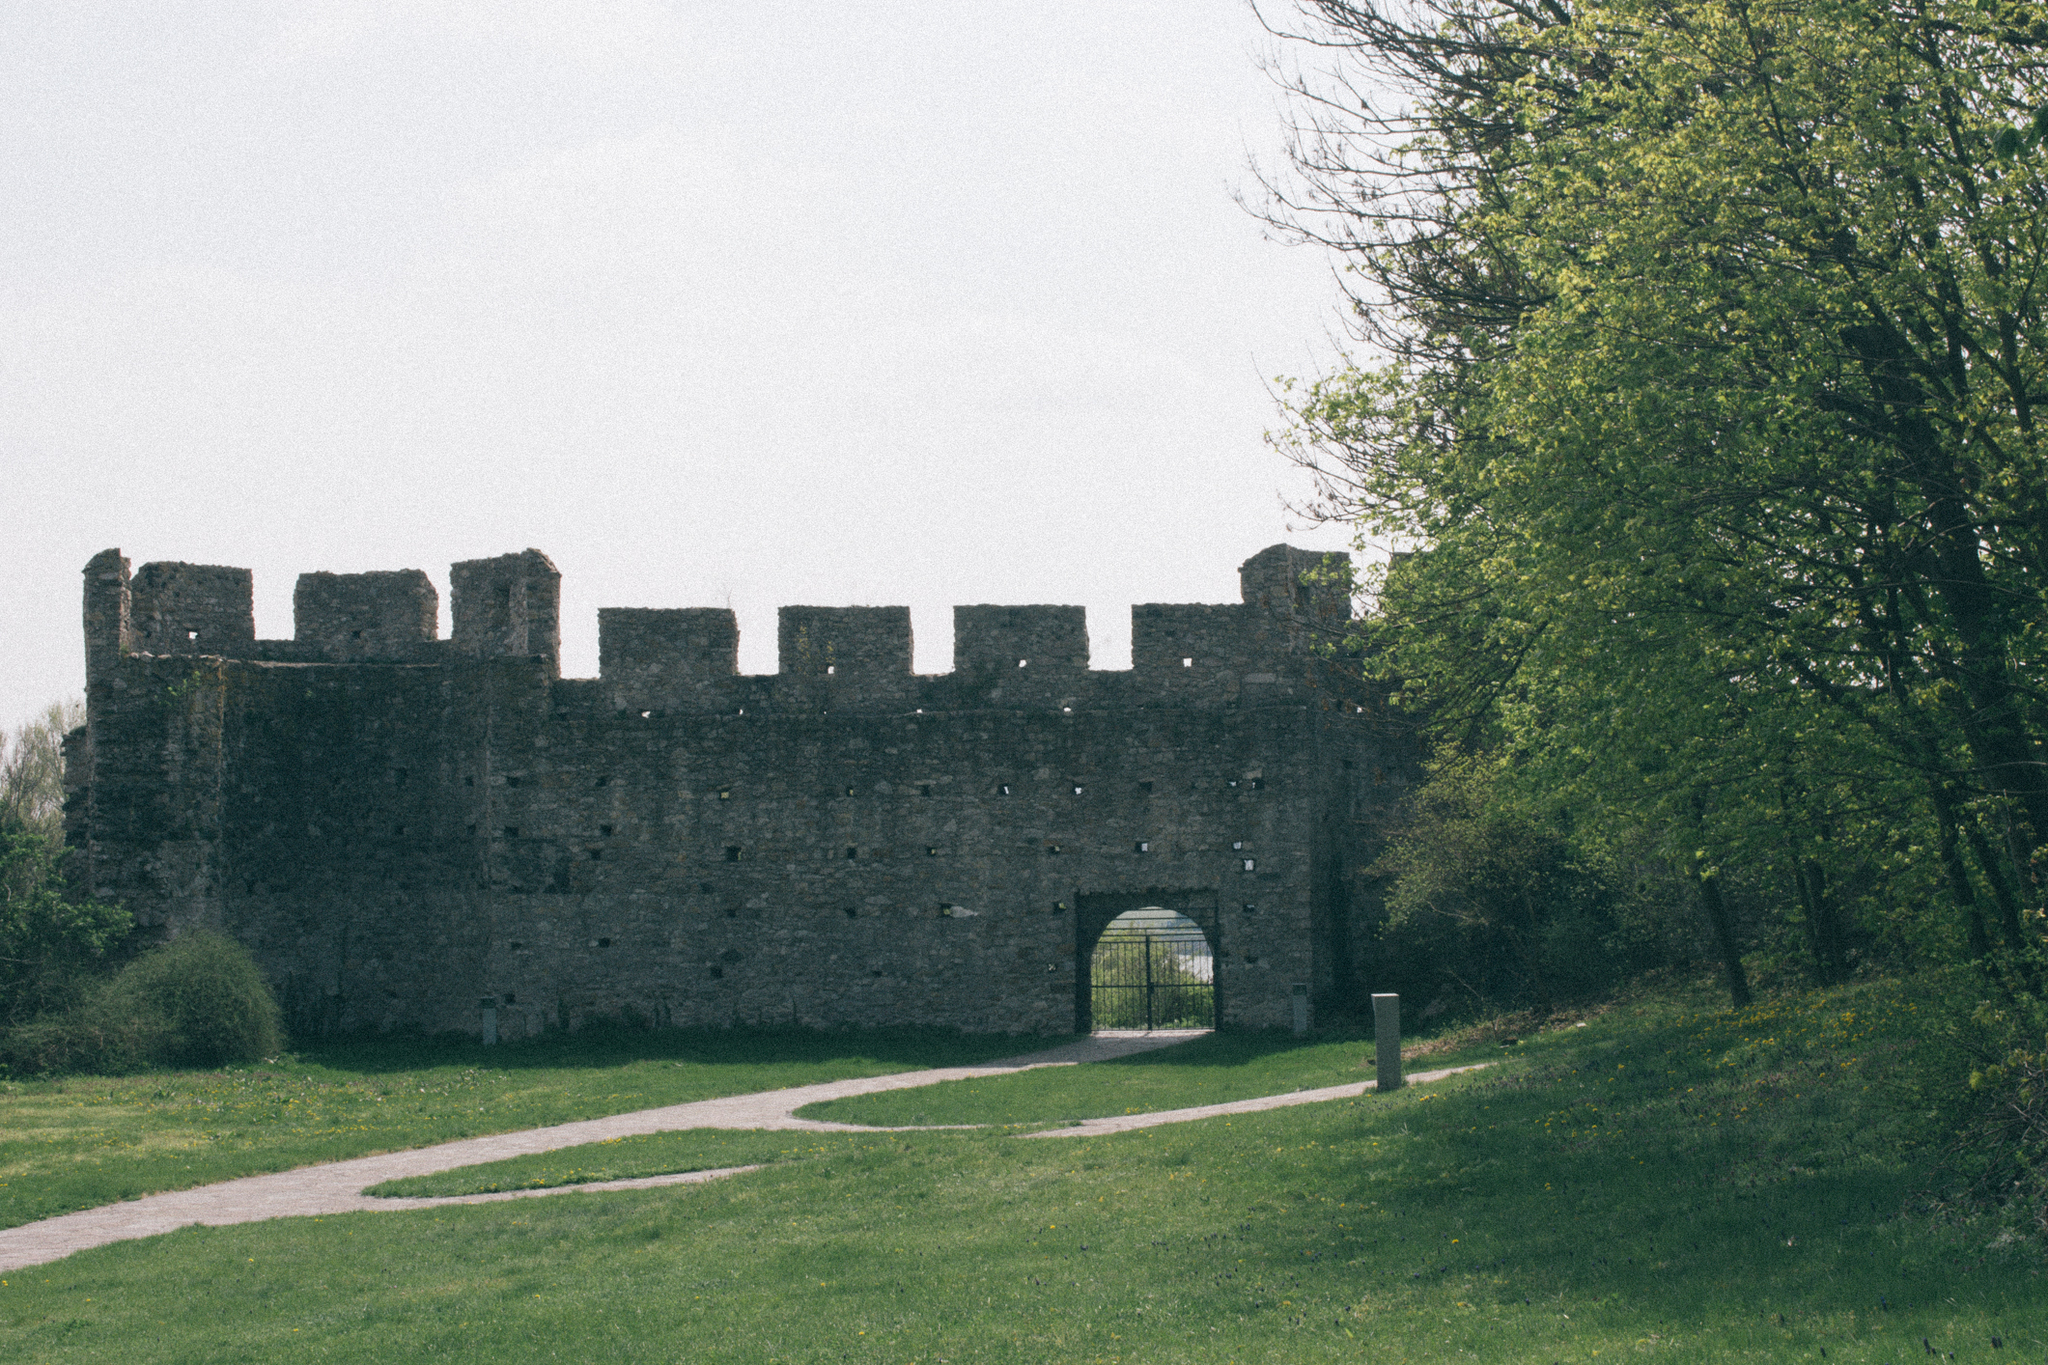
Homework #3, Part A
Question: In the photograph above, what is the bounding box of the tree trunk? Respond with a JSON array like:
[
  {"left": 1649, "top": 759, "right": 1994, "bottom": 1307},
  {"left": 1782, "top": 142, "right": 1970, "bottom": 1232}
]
[
  {"left": 1693, "top": 869, "right": 1750, "bottom": 1007},
  {"left": 1927, "top": 781, "right": 1994, "bottom": 963}
]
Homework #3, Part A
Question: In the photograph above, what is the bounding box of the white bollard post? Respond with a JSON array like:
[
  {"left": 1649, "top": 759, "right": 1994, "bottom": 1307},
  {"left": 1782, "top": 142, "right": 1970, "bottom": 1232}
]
[
  {"left": 1290, "top": 983, "right": 1309, "bottom": 1035},
  {"left": 1373, "top": 993, "right": 1401, "bottom": 1092},
  {"left": 480, "top": 998, "right": 498, "bottom": 1046}
]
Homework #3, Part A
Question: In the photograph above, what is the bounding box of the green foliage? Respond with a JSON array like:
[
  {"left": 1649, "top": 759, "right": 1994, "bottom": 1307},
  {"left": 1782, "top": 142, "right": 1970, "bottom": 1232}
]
[
  {"left": 0, "top": 930, "right": 281, "bottom": 1076},
  {"left": 0, "top": 698, "right": 80, "bottom": 840},
  {"left": 105, "top": 929, "right": 285, "bottom": 1069},
  {"left": 1270, "top": 0, "right": 2048, "bottom": 979},
  {"left": 1368, "top": 752, "right": 1668, "bottom": 1012},
  {"left": 1894, "top": 974, "right": 2048, "bottom": 1235},
  {"left": 0, "top": 824, "right": 131, "bottom": 1033},
  {"left": 1265, "top": 0, "right": 2048, "bottom": 1214}
]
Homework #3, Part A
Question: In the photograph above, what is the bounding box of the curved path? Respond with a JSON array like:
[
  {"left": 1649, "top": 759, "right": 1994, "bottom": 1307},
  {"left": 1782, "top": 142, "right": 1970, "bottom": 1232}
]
[{"left": 0, "top": 1031, "right": 1482, "bottom": 1274}]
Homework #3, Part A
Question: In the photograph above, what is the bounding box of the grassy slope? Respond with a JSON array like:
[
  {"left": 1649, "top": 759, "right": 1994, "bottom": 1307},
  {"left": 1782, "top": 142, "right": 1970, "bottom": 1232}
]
[
  {"left": 2, "top": 978, "right": 2038, "bottom": 1362},
  {"left": 363, "top": 1129, "right": 883, "bottom": 1198},
  {"left": 0, "top": 1028, "right": 1031, "bottom": 1231},
  {"left": 791, "top": 1029, "right": 1503, "bottom": 1127}
]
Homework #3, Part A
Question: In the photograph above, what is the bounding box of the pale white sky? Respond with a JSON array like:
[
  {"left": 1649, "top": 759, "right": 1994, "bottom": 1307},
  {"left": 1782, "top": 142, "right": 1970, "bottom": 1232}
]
[{"left": 1, "top": 1, "right": 1368, "bottom": 734}]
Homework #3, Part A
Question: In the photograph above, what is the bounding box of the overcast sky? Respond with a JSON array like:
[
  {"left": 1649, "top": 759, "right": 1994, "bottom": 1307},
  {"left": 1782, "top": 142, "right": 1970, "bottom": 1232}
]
[{"left": 1, "top": 1, "right": 1368, "bottom": 736}]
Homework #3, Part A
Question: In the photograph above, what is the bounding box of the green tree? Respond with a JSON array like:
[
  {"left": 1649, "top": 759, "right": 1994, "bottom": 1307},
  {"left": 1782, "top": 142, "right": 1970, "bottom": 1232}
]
[
  {"left": 0, "top": 699, "right": 130, "bottom": 1038},
  {"left": 0, "top": 698, "right": 81, "bottom": 841},
  {"left": 1261, "top": 0, "right": 2048, "bottom": 987},
  {"left": 0, "top": 824, "right": 130, "bottom": 1030},
  {"left": 1369, "top": 750, "right": 1660, "bottom": 1012}
]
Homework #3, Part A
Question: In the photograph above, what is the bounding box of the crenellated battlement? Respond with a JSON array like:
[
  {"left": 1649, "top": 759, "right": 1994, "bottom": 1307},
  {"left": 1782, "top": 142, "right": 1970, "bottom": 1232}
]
[
  {"left": 294, "top": 570, "right": 439, "bottom": 660},
  {"left": 81, "top": 544, "right": 1354, "bottom": 713},
  {"left": 68, "top": 540, "right": 1402, "bottom": 1041}
]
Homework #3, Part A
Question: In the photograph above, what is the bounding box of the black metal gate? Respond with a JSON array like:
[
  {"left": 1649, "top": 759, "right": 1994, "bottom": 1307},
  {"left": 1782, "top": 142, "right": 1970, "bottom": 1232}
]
[{"left": 1089, "top": 908, "right": 1215, "bottom": 1030}]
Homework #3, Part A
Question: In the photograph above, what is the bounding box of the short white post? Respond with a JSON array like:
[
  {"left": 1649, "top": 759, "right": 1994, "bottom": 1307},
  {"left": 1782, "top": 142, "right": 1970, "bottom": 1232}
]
[
  {"left": 1373, "top": 993, "right": 1401, "bottom": 1091},
  {"left": 479, "top": 998, "right": 498, "bottom": 1046},
  {"left": 1290, "top": 982, "right": 1309, "bottom": 1035}
]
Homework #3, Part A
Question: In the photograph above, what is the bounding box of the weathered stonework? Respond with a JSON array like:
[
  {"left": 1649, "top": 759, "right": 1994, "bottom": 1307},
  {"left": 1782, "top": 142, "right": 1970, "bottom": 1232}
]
[{"left": 66, "top": 545, "right": 1411, "bottom": 1039}]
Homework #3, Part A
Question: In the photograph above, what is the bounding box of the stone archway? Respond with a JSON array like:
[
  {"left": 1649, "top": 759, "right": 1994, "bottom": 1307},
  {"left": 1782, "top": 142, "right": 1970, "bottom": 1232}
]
[{"left": 1074, "top": 893, "right": 1218, "bottom": 1033}]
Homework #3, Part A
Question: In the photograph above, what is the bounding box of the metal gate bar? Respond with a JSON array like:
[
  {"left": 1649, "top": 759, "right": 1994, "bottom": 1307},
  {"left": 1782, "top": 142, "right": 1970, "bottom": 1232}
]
[{"left": 1090, "top": 913, "right": 1215, "bottom": 1030}]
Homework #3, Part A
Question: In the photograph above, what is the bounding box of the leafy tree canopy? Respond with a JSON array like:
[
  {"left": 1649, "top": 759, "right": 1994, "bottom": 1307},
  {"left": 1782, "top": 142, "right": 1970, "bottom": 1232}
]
[{"left": 1262, "top": 0, "right": 2048, "bottom": 984}]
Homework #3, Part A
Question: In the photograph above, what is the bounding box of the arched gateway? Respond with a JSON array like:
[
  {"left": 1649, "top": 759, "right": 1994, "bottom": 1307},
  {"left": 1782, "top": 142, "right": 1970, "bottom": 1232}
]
[{"left": 1075, "top": 894, "right": 1217, "bottom": 1032}]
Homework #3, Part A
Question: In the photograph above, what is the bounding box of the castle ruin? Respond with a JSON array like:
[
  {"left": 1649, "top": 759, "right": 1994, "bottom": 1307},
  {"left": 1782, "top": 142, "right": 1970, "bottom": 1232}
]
[{"left": 65, "top": 545, "right": 1409, "bottom": 1038}]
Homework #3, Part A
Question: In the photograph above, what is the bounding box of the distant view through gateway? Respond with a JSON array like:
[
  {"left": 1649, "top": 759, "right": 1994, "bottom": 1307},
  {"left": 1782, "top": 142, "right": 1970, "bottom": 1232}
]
[{"left": 1089, "top": 907, "right": 1216, "bottom": 1031}]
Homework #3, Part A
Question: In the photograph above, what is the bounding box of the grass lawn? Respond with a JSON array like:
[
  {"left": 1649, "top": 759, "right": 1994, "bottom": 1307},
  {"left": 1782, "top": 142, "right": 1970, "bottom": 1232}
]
[
  {"left": 363, "top": 1129, "right": 886, "bottom": 1198},
  {"left": 0, "top": 1027, "right": 1033, "bottom": 1232},
  {"left": 792, "top": 1029, "right": 1504, "bottom": 1128},
  {"left": 3, "top": 977, "right": 2038, "bottom": 1362}
]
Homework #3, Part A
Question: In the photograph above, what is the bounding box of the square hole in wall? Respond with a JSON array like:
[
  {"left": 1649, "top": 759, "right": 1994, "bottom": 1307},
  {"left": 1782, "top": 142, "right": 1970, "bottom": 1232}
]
[
  {"left": 599, "top": 824, "right": 613, "bottom": 837},
  {"left": 465, "top": 775, "right": 475, "bottom": 787},
  {"left": 723, "top": 906, "right": 737, "bottom": 919},
  {"left": 846, "top": 846, "right": 858, "bottom": 859},
  {"left": 710, "top": 964, "right": 724, "bottom": 978},
  {"left": 1242, "top": 903, "right": 1257, "bottom": 915},
  {"left": 724, "top": 846, "right": 741, "bottom": 862},
  {"left": 1053, "top": 901, "right": 1069, "bottom": 912},
  {"left": 1046, "top": 843, "right": 1061, "bottom": 855},
  {"left": 467, "top": 824, "right": 477, "bottom": 837},
  {"left": 1251, "top": 778, "right": 1265, "bottom": 790},
  {"left": 842, "top": 906, "right": 858, "bottom": 918},
  {"left": 503, "top": 993, "right": 516, "bottom": 1005},
  {"left": 503, "top": 826, "right": 518, "bottom": 839},
  {"left": 1139, "top": 780, "right": 1153, "bottom": 793},
  {"left": 845, "top": 785, "right": 857, "bottom": 796},
  {"left": 919, "top": 784, "right": 932, "bottom": 797},
  {"left": 393, "top": 824, "right": 405, "bottom": 836},
  {"left": 1135, "top": 841, "right": 1150, "bottom": 853},
  {"left": 595, "top": 937, "right": 611, "bottom": 948},
  {"left": 1241, "top": 858, "right": 1257, "bottom": 872},
  {"left": 507, "top": 776, "right": 521, "bottom": 788},
  {"left": 998, "top": 783, "right": 1011, "bottom": 796},
  {"left": 926, "top": 847, "right": 939, "bottom": 857},
  {"left": 588, "top": 849, "right": 602, "bottom": 860},
  {"left": 1232, "top": 841, "right": 1244, "bottom": 850},
  {"left": 596, "top": 776, "right": 610, "bottom": 787}
]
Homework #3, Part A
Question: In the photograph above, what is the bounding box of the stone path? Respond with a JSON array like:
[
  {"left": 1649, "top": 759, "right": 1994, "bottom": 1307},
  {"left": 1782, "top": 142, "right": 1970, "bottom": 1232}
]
[
  {"left": 1021, "top": 1064, "right": 1489, "bottom": 1137},
  {"left": 0, "top": 1032, "right": 1482, "bottom": 1274}
]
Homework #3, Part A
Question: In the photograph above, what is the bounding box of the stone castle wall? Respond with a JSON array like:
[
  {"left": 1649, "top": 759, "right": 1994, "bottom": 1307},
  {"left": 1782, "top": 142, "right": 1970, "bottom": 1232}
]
[{"left": 67, "top": 545, "right": 1411, "bottom": 1039}]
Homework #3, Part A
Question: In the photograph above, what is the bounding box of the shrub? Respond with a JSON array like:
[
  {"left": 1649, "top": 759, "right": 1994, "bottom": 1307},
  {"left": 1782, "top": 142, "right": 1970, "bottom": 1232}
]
[
  {"left": 1, "top": 823, "right": 131, "bottom": 1032},
  {"left": 104, "top": 930, "right": 284, "bottom": 1068},
  {"left": 1905, "top": 978, "right": 2048, "bottom": 1239},
  {"left": 2, "top": 929, "right": 284, "bottom": 1074}
]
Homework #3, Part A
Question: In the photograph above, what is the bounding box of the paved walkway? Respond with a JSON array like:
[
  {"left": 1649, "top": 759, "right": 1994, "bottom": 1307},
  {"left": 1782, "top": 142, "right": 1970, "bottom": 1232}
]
[{"left": 0, "top": 1032, "right": 1482, "bottom": 1274}]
